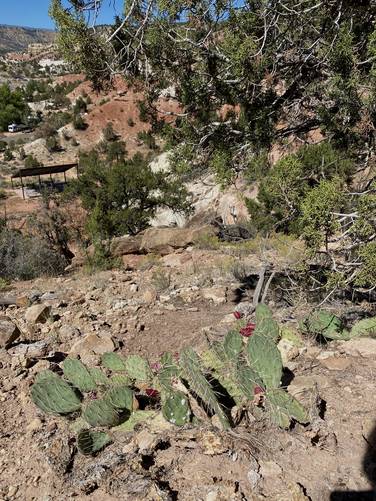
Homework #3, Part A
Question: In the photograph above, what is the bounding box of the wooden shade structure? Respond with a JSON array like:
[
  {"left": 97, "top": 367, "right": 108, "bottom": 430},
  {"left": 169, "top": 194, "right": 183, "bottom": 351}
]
[{"left": 11, "top": 162, "right": 79, "bottom": 199}]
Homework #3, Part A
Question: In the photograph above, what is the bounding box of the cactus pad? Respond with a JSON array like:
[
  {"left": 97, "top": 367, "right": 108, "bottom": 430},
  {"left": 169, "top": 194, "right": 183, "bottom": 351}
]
[
  {"left": 31, "top": 372, "right": 81, "bottom": 415},
  {"left": 125, "top": 355, "right": 152, "bottom": 382},
  {"left": 109, "top": 374, "right": 131, "bottom": 386},
  {"left": 89, "top": 367, "right": 110, "bottom": 386},
  {"left": 350, "top": 317, "right": 376, "bottom": 338},
  {"left": 62, "top": 358, "right": 97, "bottom": 392},
  {"left": 158, "top": 352, "right": 179, "bottom": 392},
  {"left": 162, "top": 390, "right": 191, "bottom": 426},
  {"left": 105, "top": 386, "right": 134, "bottom": 411},
  {"left": 179, "top": 347, "right": 230, "bottom": 430},
  {"left": 303, "top": 310, "right": 342, "bottom": 339},
  {"left": 236, "top": 363, "right": 264, "bottom": 399},
  {"left": 223, "top": 330, "right": 243, "bottom": 360},
  {"left": 255, "top": 304, "right": 273, "bottom": 322},
  {"left": 77, "top": 429, "right": 112, "bottom": 455},
  {"left": 267, "top": 389, "right": 309, "bottom": 428},
  {"left": 82, "top": 399, "right": 120, "bottom": 427},
  {"left": 114, "top": 410, "right": 157, "bottom": 432},
  {"left": 247, "top": 333, "right": 282, "bottom": 389},
  {"left": 101, "top": 352, "right": 127, "bottom": 371}
]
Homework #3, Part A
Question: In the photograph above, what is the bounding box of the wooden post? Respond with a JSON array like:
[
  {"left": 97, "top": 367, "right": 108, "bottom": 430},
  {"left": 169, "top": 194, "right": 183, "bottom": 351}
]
[
  {"left": 64, "top": 170, "right": 67, "bottom": 183},
  {"left": 38, "top": 175, "right": 42, "bottom": 191},
  {"left": 20, "top": 175, "right": 25, "bottom": 200},
  {"left": 50, "top": 173, "right": 53, "bottom": 186}
]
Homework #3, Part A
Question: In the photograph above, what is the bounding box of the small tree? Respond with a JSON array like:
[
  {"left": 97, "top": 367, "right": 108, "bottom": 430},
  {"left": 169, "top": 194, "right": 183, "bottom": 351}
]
[
  {"left": 73, "top": 114, "right": 87, "bottom": 130},
  {"left": 3, "top": 148, "right": 13, "bottom": 161},
  {"left": 68, "top": 152, "right": 191, "bottom": 239},
  {"left": 102, "top": 122, "right": 117, "bottom": 142}
]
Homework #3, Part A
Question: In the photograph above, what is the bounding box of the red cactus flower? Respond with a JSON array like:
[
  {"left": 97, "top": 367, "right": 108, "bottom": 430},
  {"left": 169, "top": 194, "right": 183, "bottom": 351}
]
[
  {"left": 254, "top": 386, "right": 264, "bottom": 395},
  {"left": 233, "top": 311, "right": 243, "bottom": 320},
  {"left": 146, "top": 388, "right": 159, "bottom": 398},
  {"left": 240, "top": 322, "right": 256, "bottom": 337}
]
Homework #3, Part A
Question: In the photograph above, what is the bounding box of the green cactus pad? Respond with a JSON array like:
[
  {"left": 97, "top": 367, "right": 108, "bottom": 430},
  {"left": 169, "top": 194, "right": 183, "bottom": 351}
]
[
  {"left": 34, "top": 369, "right": 60, "bottom": 383},
  {"left": 255, "top": 304, "right": 273, "bottom": 322},
  {"left": 303, "top": 310, "right": 342, "bottom": 339},
  {"left": 125, "top": 355, "right": 152, "bottom": 382},
  {"left": 162, "top": 390, "right": 191, "bottom": 426},
  {"left": 267, "top": 389, "right": 309, "bottom": 428},
  {"left": 82, "top": 399, "right": 120, "bottom": 427},
  {"left": 223, "top": 330, "right": 243, "bottom": 360},
  {"left": 89, "top": 367, "right": 110, "bottom": 386},
  {"left": 236, "top": 363, "right": 264, "bottom": 399},
  {"left": 62, "top": 358, "right": 97, "bottom": 392},
  {"left": 31, "top": 372, "right": 82, "bottom": 415},
  {"left": 109, "top": 374, "right": 131, "bottom": 386},
  {"left": 255, "top": 317, "right": 280, "bottom": 341},
  {"left": 77, "top": 429, "right": 112, "bottom": 455},
  {"left": 247, "top": 333, "right": 282, "bottom": 389},
  {"left": 201, "top": 349, "right": 224, "bottom": 371},
  {"left": 114, "top": 410, "right": 157, "bottom": 432},
  {"left": 158, "top": 352, "right": 179, "bottom": 392},
  {"left": 350, "top": 317, "right": 376, "bottom": 338},
  {"left": 101, "top": 352, "right": 127, "bottom": 371},
  {"left": 179, "top": 347, "right": 230, "bottom": 430},
  {"left": 105, "top": 386, "right": 134, "bottom": 411}
]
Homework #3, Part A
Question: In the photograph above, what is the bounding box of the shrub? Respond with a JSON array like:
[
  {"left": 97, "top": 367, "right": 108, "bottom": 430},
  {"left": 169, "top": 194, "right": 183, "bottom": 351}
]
[
  {"left": 3, "top": 148, "right": 13, "bottom": 161},
  {"left": 102, "top": 122, "right": 117, "bottom": 142},
  {"left": 137, "top": 130, "right": 157, "bottom": 150},
  {"left": 46, "top": 136, "right": 61, "bottom": 153},
  {"left": 68, "top": 151, "right": 191, "bottom": 239},
  {"left": 24, "top": 155, "right": 41, "bottom": 168},
  {"left": 0, "top": 228, "right": 67, "bottom": 280},
  {"left": 73, "top": 114, "right": 87, "bottom": 130},
  {"left": 73, "top": 96, "right": 87, "bottom": 114}
]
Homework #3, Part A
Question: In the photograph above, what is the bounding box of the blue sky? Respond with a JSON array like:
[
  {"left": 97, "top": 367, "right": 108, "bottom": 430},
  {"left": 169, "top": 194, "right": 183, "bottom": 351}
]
[{"left": 0, "top": 0, "right": 124, "bottom": 29}]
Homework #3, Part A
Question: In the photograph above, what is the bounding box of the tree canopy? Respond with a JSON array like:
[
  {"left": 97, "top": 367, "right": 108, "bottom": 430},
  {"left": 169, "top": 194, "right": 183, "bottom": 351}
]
[{"left": 51, "top": 0, "right": 376, "bottom": 296}]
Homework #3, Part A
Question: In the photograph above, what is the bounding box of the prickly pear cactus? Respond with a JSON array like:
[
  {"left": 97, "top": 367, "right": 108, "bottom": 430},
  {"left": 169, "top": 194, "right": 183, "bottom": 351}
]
[
  {"left": 266, "top": 389, "right": 309, "bottom": 428},
  {"left": 247, "top": 333, "right": 282, "bottom": 389},
  {"left": 101, "top": 352, "right": 127, "bottom": 371},
  {"left": 255, "top": 304, "right": 273, "bottom": 322},
  {"left": 223, "top": 330, "right": 243, "bottom": 361},
  {"left": 62, "top": 358, "right": 97, "bottom": 392},
  {"left": 110, "top": 374, "right": 131, "bottom": 386},
  {"left": 350, "top": 317, "right": 376, "bottom": 338},
  {"left": 303, "top": 310, "right": 343, "bottom": 339},
  {"left": 125, "top": 355, "right": 152, "bottom": 382},
  {"left": 77, "top": 429, "right": 112, "bottom": 455},
  {"left": 236, "top": 363, "right": 264, "bottom": 399},
  {"left": 179, "top": 347, "right": 230, "bottom": 430},
  {"left": 82, "top": 399, "right": 120, "bottom": 427},
  {"left": 255, "top": 316, "right": 280, "bottom": 341},
  {"left": 89, "top": 367, "right": 110, "bottom": 386},
  {"left": 105, "top": 385, "right": 134, "bottom": 411},
  {"left": 114, "top": 410, "right": 157, "bottom": 432},
  {"left": 162, "top": 390, "right": 191, "bottom": 426},
  {"left": 31, "top": 370, "right": 82, "bottom": 415},
  {"left": 158, "top": 352, "right": 179, "bottom": 392}
]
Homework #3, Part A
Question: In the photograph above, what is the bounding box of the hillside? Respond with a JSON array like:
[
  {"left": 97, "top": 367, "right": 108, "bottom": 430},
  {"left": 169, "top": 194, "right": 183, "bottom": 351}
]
[{"left": 0, "top": 25, "right": 55, "bottom": 55}]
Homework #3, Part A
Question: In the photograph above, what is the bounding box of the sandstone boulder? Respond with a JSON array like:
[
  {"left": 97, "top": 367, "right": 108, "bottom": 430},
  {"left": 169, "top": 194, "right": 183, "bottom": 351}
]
[
  {"left": 0, "top": 317, "right": 21, "bottom": 349},
  {"left": 25, "top": 304, "right": 51, "bottom": 325},
  {"left": 140, "top": 225, "right": 217, "bottom": 255}
]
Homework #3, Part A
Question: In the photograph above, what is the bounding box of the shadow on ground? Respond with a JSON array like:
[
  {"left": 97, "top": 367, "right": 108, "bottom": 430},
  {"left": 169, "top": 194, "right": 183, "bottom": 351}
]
[{"left": 330, "top": 425, "right": 376, "bottom": 500}]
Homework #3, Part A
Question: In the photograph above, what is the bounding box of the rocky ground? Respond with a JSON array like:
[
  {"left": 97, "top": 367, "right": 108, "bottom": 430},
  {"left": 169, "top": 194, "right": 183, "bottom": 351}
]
[{"left": 0, "top": 247, "right": 376, "bottom": 500}]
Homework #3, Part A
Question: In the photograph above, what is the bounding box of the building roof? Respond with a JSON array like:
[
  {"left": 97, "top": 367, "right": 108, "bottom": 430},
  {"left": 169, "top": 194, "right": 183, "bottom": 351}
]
[{"left": 11, "top": 162, "right": 78, "bottom": 179}]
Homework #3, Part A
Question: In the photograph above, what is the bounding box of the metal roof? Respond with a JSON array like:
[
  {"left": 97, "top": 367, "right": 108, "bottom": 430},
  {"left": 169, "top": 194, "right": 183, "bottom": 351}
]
[{"left": 11, "top": 162, "right": 78, "bottom": 179}]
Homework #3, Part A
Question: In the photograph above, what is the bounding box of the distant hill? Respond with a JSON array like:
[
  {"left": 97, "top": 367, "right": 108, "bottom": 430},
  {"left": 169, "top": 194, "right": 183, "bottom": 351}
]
[{"left": 0, "top": 25, "right": 56, "bottom": 55}]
